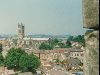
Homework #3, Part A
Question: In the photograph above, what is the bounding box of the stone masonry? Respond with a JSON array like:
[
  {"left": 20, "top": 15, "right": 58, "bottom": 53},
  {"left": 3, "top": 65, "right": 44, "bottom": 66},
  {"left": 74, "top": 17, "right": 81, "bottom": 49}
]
[{"left": 83, "top": 0, "right": 99, "bottom": 75}]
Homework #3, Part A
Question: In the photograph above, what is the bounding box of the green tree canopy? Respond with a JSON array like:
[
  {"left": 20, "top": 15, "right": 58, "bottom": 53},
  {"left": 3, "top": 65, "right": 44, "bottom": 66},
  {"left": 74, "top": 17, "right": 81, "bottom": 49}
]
[
  {"left": 66, "top": 40, "right": 72, "bottom": 46},
  {"left": 39, "top": 42, "right": 53, "bottom": 50},
  {"left": 73, "top": 35, "right": 85, "bottom": 46},
  {"left": 19, "top": 53, "right": 41, "bottom": 72},
  {"left": 49, "top": 38, "right": 59, "bottom": 46},
  {"left": 5, "top": 48, "right": 26, "bottom": 69},
  {"left": 67, "top": 36, "right": 74, "bottom": 41},
  {"left": 0, "top": 44, "right": 3, "bottom": 53},
  {"left": 0, "top": 53, "right": 4, "bottom": 66},
  {"left": 67, "top": 35, "right": 85, "bottom": 47},
  {"left": 58, "top": 41, "right": 72, "bottom": 48},
  {"left": 5, "top": 48, "right": 41, "bottom": 73}
]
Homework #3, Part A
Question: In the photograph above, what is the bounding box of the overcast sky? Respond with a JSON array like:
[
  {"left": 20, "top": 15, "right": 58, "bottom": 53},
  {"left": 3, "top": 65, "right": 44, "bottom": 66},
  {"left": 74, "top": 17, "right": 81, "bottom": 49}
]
[{"left": 0, "top": 0, "right": 85, "bottom": 35}]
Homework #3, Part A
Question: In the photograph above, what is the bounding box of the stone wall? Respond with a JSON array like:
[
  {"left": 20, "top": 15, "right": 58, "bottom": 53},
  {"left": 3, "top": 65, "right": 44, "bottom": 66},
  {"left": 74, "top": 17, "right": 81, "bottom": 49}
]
[
  {"left": 83, "top": 0, "right": 99, "bottom": 29},
  {"left": 84, "top": 30, "right": 99, "bottom": 75},
  {"left": 83, "top": 0, "right": 99, "bottom": 75}
]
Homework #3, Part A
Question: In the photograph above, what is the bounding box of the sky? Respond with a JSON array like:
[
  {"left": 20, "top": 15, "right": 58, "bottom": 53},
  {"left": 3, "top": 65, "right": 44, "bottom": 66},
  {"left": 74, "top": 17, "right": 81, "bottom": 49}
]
[{"left": 0, "top": 0, "right": 85, "bottom": 35}]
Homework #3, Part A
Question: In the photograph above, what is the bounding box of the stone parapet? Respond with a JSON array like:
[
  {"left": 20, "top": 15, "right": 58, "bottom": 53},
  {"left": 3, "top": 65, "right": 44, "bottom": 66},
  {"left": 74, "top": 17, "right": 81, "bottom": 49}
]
[
  {"left": 83, "top": 0, "right": 99, "bottom": 75},
  {"left": 84, "top": 30, "right": 99, "bottom": 75},
  {"left": 83, "top": 0, "right": 99, "bottom": 29}
]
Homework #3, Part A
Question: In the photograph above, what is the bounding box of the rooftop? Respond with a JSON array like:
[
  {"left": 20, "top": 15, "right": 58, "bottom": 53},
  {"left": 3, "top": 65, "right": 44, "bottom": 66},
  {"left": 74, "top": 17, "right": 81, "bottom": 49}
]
[{"left": 23, "top": 37, "right": 50, "bottom": 41}]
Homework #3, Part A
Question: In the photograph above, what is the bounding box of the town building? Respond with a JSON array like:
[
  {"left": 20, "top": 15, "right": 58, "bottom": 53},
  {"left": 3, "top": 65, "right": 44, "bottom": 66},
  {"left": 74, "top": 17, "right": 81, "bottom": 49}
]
[{"left": 69, "top": 49, "right": 84, "bottom": 62}]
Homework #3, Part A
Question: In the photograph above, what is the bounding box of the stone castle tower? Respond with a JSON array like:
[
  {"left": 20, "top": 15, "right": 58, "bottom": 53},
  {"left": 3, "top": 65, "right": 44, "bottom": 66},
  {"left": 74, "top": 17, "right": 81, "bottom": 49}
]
[{"left": 83, "top": 0, "right": 99, "bottom": 75}]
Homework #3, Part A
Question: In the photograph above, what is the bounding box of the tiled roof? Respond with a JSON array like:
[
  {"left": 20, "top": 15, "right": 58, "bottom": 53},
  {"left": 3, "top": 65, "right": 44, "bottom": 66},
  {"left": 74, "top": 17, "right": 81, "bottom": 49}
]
[{"left": 70, "top": 48, "right": 83, "bottom": 52}]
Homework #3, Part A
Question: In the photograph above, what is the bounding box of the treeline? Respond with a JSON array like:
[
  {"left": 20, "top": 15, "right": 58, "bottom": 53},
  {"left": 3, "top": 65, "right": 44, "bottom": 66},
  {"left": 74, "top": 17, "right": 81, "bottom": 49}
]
[
  {"left": 67, "top": 35, "right": 85, "bottom": 46},
  {"left": 39, "top": 35, "right": 85, "bottom": 50},
  {"left": 39, "top": 38, "right": 72, "bottom": 50}
]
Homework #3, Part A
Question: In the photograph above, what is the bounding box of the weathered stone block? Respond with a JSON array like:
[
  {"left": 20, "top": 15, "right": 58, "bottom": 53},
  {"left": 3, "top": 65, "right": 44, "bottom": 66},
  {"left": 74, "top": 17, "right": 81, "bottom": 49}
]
[
  {"left": 83, "top": 0, "right": 99, "bottom": 29},
  {"left": 84, "top": 30, "right": 99, "bottom": 75}
]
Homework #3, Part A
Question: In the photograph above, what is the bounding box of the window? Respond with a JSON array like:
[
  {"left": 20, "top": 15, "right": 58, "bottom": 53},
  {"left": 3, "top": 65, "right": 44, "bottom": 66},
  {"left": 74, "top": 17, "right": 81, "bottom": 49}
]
[
  {"left": 19, "top": 30, "right": 21, "bottom": 33},
  {"left": 77, "top": 54, "right": 79, "bottom": 56},
  {"left": 75, "top": 54, "right": 76, "bottom": 56}
]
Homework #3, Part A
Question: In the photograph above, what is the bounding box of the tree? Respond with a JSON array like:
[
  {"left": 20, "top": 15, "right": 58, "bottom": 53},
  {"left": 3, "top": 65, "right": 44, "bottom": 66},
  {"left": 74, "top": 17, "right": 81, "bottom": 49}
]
[
  {"left": 5, "top": 48, "right": 26, "bottom": 69},
  {"left": 49, "top": 38, "right": 59, "bottom": 46},
  {"left": 67, "top": 35, "right": 85, "bottom": 47},
  {"left": 0, "top": 44, "right": 2, "bottom": 53},
  {"left": 67, "top": 36, "right": 74, "bottom": 41},
  {"left": 73, "top": 35, "right": 85, "bottom": 46},
  {"left": 39, "top": 42, "right": 53, "bottom": 50},
  {"left": 53, "top": 39, "right": 59, "bottom": 44},
  {"left": 0, "top": 53, "right": 4, "bottom": 66},
  {"left": 58, "top": 42, "right": 65, "bottom": 48},
  {"left": 19, "top": 53, "right": 41, "bottom": 72},
  {"left": 66, "top": 40, "right": 72, "bottom": 46},
  {"left": 5, "top": 48, "right": 41, "bottom": 73},
  {"left": 58, "top": 41, "right": 72, "bottom": 48},
  {"left": 55, "top": 58, "right": 60, "bottom": 65}
]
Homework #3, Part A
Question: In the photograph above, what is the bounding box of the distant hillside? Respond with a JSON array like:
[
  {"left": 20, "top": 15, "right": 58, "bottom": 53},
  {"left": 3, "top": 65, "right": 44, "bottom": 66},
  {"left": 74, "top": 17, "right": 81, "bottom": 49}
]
[
  {"left": 27, "top": 34, "right": 70, "bottom": 40},
  {"left": 0, "top": 34, "right": 15, "bottom": 38},
  {"left": 0, "top": 34, "right": 70, "bottom": 40},
  {"left": 0, "top": 35, "right": 9, "bottom": 38}
]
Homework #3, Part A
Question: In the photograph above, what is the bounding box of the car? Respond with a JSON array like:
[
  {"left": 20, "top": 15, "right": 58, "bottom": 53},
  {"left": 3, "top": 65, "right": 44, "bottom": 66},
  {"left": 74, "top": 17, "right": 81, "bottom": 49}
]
[{"left": 72, "top": 72, "right": 83, "bottom": 75}]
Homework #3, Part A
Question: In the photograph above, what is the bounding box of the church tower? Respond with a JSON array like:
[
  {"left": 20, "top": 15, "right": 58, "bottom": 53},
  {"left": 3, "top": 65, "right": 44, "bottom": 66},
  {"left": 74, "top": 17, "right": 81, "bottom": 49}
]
[
  {"left": 18, "top": 23, "right": 25, "bottom": 39},
  {"left": 17, "top": 23, "right": 25, "bottom": 47}
]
